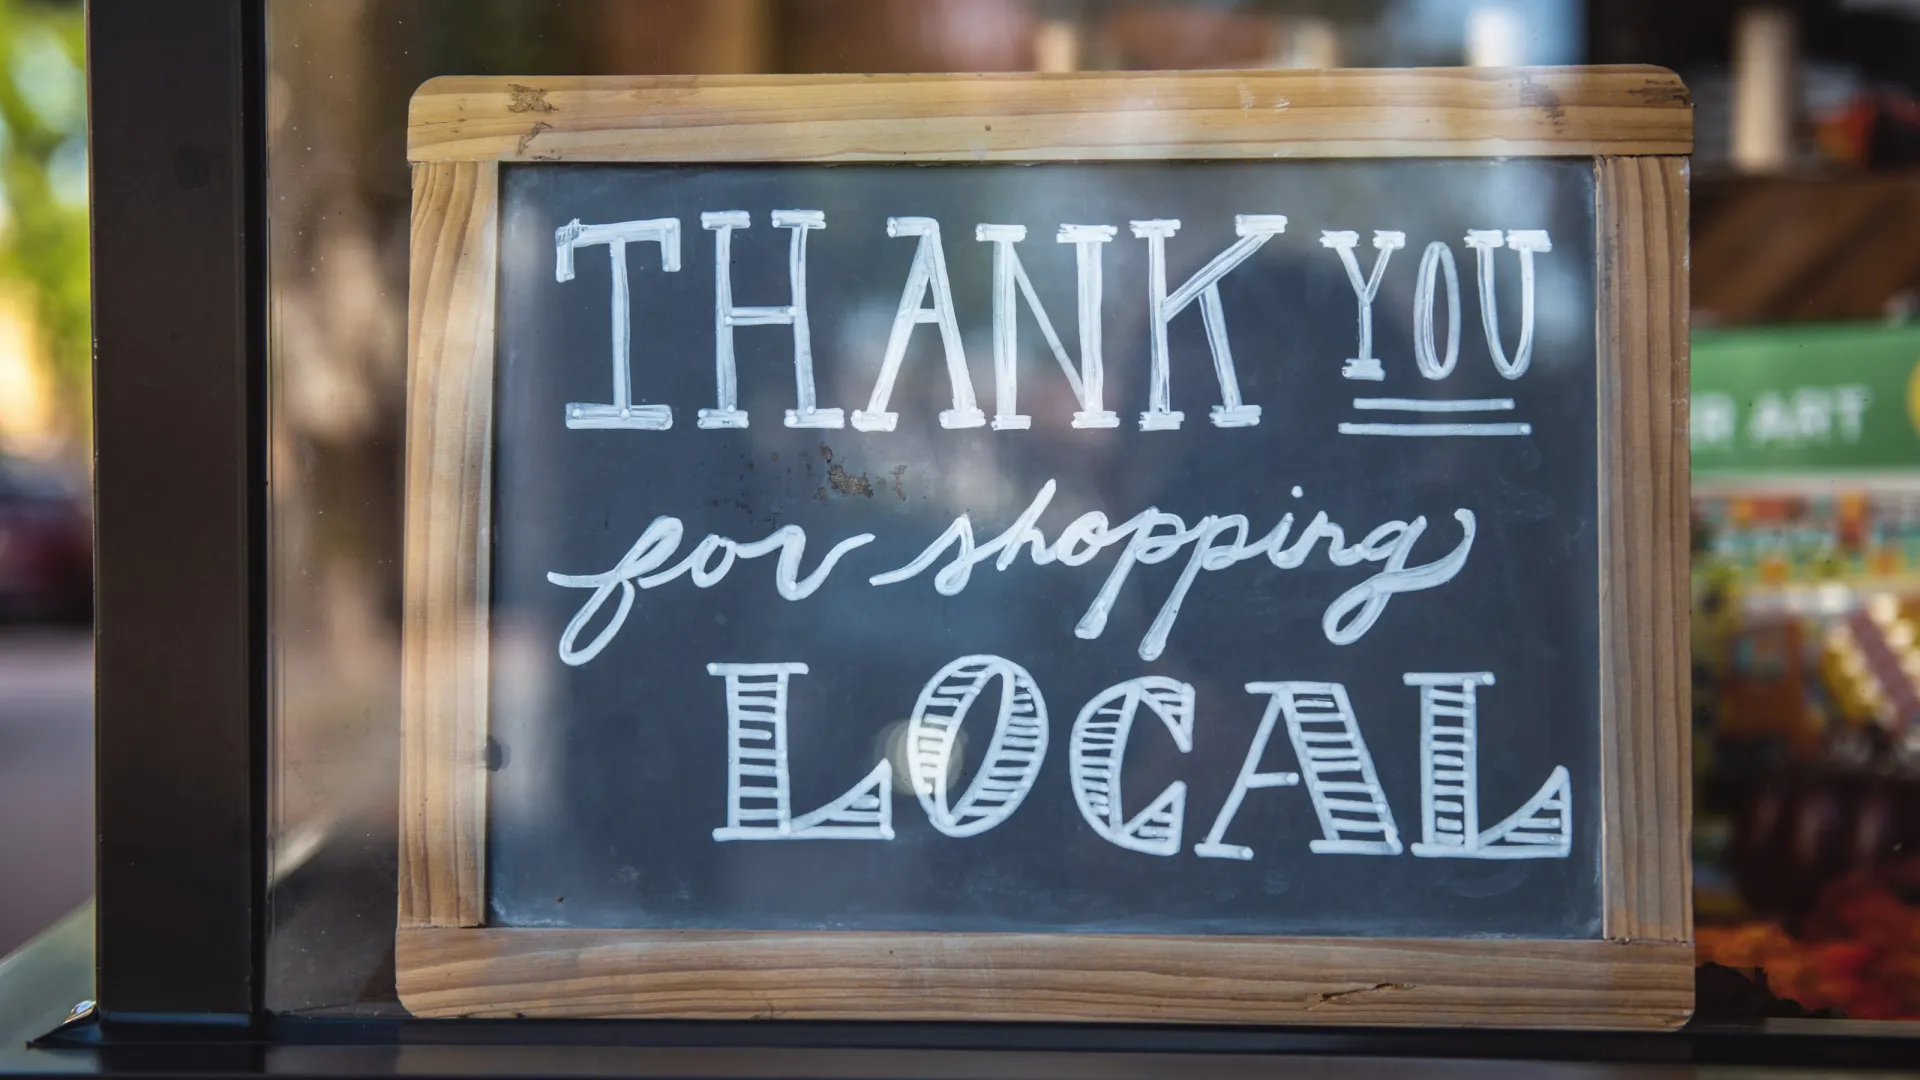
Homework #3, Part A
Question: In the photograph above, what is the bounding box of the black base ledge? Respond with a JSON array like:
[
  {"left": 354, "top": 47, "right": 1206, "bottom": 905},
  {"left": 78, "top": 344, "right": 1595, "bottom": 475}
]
[{"left": 10, "top": 1016, "right": 1918, "bottom": 1075}]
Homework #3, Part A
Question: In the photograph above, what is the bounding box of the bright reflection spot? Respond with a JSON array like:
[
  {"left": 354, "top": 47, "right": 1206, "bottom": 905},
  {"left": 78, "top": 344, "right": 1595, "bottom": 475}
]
[
  {"left": 1466, "top": 5, "right": 1527, "bottom": 67},
  {"left": 47, "top": 137, "right": 85, "bottom": 209}
]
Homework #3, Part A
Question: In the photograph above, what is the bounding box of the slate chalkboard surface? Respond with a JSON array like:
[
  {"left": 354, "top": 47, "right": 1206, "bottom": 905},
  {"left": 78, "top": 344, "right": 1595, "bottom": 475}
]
[{"left": 485, "top": 159, "right": 1600, "bottom": 939}]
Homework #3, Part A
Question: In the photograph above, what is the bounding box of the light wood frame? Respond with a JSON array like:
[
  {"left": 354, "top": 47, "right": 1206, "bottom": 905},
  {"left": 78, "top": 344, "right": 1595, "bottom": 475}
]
[{"left": 400, "top": 68, "right": 1694, "bottom": 1027}]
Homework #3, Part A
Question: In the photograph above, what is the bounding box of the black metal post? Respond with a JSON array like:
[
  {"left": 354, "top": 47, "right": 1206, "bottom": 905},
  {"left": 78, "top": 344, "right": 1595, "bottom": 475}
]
[{"left": 88, "top": 0, "right": 265, "bottom": 1022}]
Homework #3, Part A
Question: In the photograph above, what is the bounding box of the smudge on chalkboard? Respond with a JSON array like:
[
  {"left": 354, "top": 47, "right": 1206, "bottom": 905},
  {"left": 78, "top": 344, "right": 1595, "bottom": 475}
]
[{"left": 828, "top": 462, "right": 874, "bottom": 498}]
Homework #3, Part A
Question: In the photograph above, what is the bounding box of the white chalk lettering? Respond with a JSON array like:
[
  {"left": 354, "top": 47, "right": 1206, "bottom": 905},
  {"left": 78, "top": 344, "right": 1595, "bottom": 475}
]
[
  {"left": 697, "top": 210, "right": 843, "bottom": 430},
  {"left": 908, "top": 655, "right": 1048, "bottom": 837},
  {"left": 1258, "top": 682, "right": 1401, "bottom": 854},
  {"left": 974, "top": 223, "right": 1122, "bottom": 430},
  {"left": 1406, "top": 672, "right": 1571, "bottom": 859},
  {"left": 872, "top": 482, "right": 1475, "bottom": 659},
  {"left": 526, "top": 206, "right": 1591, "bottom": 877},
  {"left": 1070, "top": 677, "right": 1195, "bottom": 856},
  {"left": 1322, "top": 229, "right": 1406, "bottom": 382},
  {"left": 548, "top": 519, "right": 874, "bottom": 665},
  {"left": 1193, "top": 686, "right": 1300, "bottom": 859},
  {"left": 1319, "top": 512, "right": 1476, "bottom": 645},
  {"left": 1059, "top": 224, "right": 1121, "bottom": 428},
  {"left": 1413, "top": 240, "right": 1462, "bottom": 380},
  {"left": 851, "top": 217, "right": 985, "bottom": 432},
  {"left": 1465, "top": 229, "right": 1551, "bottom": 379},
  {"left": 708, "top": 662, "right": 894, "bottom": 841},
  {"left": 1131, "top": 215, "right": 1284, "bottom": 430},
  {"left": 556, "top": 216, "right": 682, "bottom": 430}
]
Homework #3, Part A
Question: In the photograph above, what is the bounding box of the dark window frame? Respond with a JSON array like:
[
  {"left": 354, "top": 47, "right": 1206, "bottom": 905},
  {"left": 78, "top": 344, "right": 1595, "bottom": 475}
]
[{"left": 91, "top": 0, "right": 267, "bottom": 1023}]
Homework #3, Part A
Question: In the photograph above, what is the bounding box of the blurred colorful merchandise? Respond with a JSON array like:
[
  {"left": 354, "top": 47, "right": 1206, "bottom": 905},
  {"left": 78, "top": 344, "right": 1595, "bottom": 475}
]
[
  {"left": 1694, "top": 488, "right": 1920, "bottom": 1019},
  {"left": 1695, "top": 489, "right": 1920, "bottom": 587},
  {"left": 1826, "top": 597, "right": 1920, "bottom": 744},
  {"left": 1696, "top": 566, "right": 1920, "bottom": 1018},
  {"left": 1699, "top": 859, "right": 1920, "bottom": 1021},
  {"left": 1813, "top": 87, "right": 1920, "bottom": 171},
  {"left": 1717, "top": 613, "right": 1819, "bottom": 754},
  {"left": 1695, "top": 489, "right": 1920, "bottom": 762},
  {"left": 1691, "top": 323, "right": 1920, "bottom": 1019}
]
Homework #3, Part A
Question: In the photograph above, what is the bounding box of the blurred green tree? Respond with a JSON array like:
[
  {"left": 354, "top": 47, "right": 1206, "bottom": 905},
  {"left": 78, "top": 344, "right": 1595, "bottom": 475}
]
[{"left": 0, "top": 0, "right": 85, "bottom": 449}]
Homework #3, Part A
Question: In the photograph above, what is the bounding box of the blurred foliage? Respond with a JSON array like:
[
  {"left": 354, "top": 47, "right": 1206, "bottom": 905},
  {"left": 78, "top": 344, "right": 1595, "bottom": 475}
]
[{"left": 0, "top": 0, "right": 85, "bottom": 429}]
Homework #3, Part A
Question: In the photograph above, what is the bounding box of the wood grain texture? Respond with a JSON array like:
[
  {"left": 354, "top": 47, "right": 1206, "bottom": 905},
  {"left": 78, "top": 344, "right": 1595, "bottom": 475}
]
[
  {"left": 407, "top": 67, "right": 1692, "bottom": 164},
  {"left": 397, "top": 929, "right": 1693, "bottom": 1028},
  {"left": 399, "top": 160, "right": 498, "bottom": 929},
  {"left": 1595, "top": 156, "right": 1692, "bottom": 945}
]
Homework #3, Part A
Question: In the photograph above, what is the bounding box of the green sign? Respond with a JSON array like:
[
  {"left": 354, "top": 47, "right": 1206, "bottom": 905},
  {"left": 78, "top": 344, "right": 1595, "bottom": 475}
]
[{"left": 1691, "top": 322, "right": 1920, "bottom": 475}]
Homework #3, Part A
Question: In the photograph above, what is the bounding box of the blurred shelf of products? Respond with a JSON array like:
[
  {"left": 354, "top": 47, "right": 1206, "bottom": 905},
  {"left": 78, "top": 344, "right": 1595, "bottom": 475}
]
[
  {"left": 1692, "top": 325, "right": 1920, "bottom": 1020},
  {"left": 1592, "top": 0, "right": 1920, "bottom": 1022}
]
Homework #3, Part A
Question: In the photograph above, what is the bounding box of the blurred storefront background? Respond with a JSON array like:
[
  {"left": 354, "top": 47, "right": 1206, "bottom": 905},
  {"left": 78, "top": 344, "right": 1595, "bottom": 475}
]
[
  {"left": 258, "top": 3, "right": 1600, "bottom": 1011},
  {"left": 0, "top": 0, "right": 84, "bottom": 466},
  {"left": 0, "top": 0, "right": 89, "bottom": 961},
  {"left": 13, "top": 0, "right": 1920, "bottom": 1024},
  {"left": 261, "top": 0, "right": 1920, "bottom": 1018}
]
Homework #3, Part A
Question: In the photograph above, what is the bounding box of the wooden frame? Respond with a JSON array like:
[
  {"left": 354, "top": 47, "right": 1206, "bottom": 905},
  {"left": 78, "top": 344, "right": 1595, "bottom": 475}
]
[{"left": 400, "top": 68, "right": 1693, "bottom": 1027}]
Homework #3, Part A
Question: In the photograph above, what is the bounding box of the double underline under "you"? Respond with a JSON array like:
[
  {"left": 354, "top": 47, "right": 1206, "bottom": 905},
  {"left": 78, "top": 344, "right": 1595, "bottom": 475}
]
[{"left": 1337, "top": 397, "right": 1530, "bottom": 438}]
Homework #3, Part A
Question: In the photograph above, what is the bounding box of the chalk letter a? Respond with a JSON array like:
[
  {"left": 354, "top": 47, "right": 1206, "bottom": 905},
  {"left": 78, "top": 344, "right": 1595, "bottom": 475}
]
[
  {"left": 852, "top": 218, "right": 985, "bottom": 432},
  {"left": 1194, "top": 684, "right": 1300, "bottom": 859}
]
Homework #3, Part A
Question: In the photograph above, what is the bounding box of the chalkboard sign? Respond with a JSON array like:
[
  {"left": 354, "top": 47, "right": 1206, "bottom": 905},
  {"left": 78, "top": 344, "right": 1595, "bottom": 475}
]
[{"left": 400, "top": 69, "right": 1694, "bottom": 1028}]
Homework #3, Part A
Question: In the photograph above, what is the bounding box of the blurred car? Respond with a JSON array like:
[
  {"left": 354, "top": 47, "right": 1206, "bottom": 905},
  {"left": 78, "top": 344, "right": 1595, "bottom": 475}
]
[{"left": 0, "top": 454, "right": 90, "bottom": 621}]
